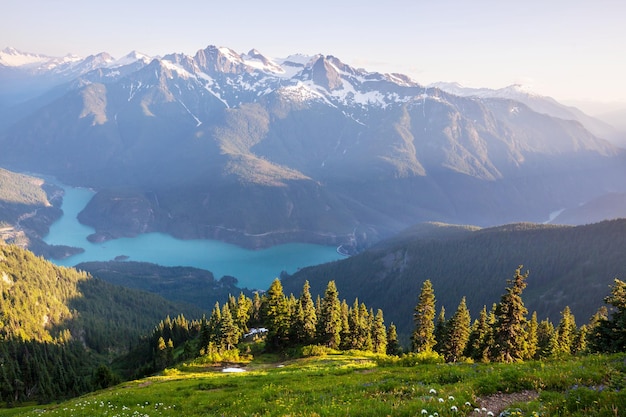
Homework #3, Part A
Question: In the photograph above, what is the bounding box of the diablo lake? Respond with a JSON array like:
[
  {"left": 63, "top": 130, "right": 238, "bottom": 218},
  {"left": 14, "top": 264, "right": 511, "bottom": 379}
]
[{"left": 44, "top": 185, "right": 344, "bottom": 289}]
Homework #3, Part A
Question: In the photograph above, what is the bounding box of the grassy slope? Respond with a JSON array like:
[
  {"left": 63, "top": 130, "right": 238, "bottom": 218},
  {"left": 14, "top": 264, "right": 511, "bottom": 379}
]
[{"left": 2, "top": 352, "right": 624, "bottom": 417}]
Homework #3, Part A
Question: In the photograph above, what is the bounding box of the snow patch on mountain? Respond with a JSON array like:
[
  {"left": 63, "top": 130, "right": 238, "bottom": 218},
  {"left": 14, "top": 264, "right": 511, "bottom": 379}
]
[
  {"left": 160, "top": 59, "right": 195, "bottom": 79},
  {"left": 110, "top": 51, "right": 153, "bottom": 68},
  {"left": 0, "top": 47, "right": 52, "bottom": 67}
]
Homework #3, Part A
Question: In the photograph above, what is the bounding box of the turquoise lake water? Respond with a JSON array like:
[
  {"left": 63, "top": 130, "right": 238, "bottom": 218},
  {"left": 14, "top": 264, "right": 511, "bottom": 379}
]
[{"left": 43, "top": 185, "right": 343, "bottom": 290}]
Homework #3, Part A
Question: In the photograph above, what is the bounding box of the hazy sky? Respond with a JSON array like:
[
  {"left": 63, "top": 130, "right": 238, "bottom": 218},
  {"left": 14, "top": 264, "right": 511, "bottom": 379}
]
[{"left": 3, "top": 0, "right": 625, "bottom": 103}]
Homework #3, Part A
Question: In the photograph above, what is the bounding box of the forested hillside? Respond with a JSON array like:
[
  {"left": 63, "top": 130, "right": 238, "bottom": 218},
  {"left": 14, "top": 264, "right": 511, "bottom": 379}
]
[
  {"left": 0, "top": 244, "right": 203, "bottom": 403},
  {"left": 282, "top": 220, "right": 626, "bottom": 338},
  {"left": 75, "top": 261, "right": 252, "bottom": 310}
]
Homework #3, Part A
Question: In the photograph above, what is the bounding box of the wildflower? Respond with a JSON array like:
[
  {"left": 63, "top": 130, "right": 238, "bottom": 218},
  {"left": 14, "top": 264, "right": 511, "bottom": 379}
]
[
  {"left": 422, "top": 410, "right": 428, "bottom": 415},
  {"left": 451, "top": 405, "right": 458, "bottom": 412},
  {"left": 429, "top": 388, "right": 437, "bottom": 395},
  {"left": 487, "top": 412, "right": 494, "bottom": 416},
  {"left": 465, "top": 402, "right": 472, "bottom": 406},
  {"left": 474, "top": 408, "right": 481, "bottom": 413},
  {"left": 448, "top": 395, "right": 455, "bottom": 401},
  {"left": 439, "top": 397, "right": 445, "bottom": 403}
]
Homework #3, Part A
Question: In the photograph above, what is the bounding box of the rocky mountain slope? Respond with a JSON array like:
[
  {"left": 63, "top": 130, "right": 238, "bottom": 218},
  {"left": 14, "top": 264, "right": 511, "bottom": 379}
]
[{"left": 1, "top": 46, "right": 625, "bottom": 249}]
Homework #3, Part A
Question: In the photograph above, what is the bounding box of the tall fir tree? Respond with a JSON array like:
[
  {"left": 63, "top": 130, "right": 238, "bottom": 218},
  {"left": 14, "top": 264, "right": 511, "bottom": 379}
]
[
  {"left": 371, "top": 309, "right": 387, "bottom": 354},
  {"left": 317, "top": 281, "right": 342, "bottom": 349},
  {"left": 492, "top": 266, "right": 529, "bottom": 362},
  {"left": 466, "top": 305, "right": 491, "bottom": 362},
  {"left": 339, "top": 299, "right": 351, "bottom": 350},
  {"left": 235, "top": 292, "right": 252, "bottom": 334},
  {"left": 219, "top": 303, "right": 240, "bottom": 351},
  {"left": 444, "top": 297, "right": 471, "bottom": 362},
  {"left": 525, "top": 311, "right": 539, "bottom": 360},
  {"left": 386, "top": 323, "right": 401, "bottom": 356},
  {"left": 264, "top": 278, "right": 291, "bottom": 350},
  {"left": 555, "top": 306, "right": 576, "bottom": 355},
  {"left": 299, "top": 280, "right": 318, "bottom": 345},
  {"left": 433, "top": 306, "right": 447, "bottom": 355},
  {"left": 411, "top": 280, "right": 437, "bottom": 353}
]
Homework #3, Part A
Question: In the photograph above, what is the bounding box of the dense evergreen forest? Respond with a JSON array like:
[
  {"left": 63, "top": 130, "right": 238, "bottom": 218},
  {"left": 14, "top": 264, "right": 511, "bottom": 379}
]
[
  {"left": 0, "top": 244, "right": 203, "bottom": 404},
  {"left": 282, "top": 220, "right": 626, "bottom": 338},
  {"left": 75, "top": 261, "right": 251, "bottom": 310}
]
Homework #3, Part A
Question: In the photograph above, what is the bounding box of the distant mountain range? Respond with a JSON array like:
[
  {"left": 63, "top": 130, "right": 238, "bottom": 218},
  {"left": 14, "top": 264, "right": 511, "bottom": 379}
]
[
  {"left": 1, "top": 45, "right": 625, "bottom": 249},
  {"left": 429, "top": 82, "right": 626, "bottom": 148}
]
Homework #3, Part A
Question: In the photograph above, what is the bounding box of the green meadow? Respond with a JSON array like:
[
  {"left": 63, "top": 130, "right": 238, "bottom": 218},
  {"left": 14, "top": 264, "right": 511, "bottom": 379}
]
[{"left": 2, "top": 351, "right": 624, "bottom": 417}]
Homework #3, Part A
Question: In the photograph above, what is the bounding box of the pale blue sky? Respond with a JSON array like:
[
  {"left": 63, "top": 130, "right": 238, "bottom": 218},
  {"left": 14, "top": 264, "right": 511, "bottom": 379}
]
[{"left": 3, "top": 0, "right": 625, "bottom": 103}]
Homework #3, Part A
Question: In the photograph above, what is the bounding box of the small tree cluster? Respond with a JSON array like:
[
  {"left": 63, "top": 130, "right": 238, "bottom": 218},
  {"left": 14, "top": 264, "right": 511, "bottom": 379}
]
[
  {"left": 412, "top": 266, "right": 600, "bottom": 363},
  {"left": 145, "top": 278, "right": 393, "bottom": 371}
]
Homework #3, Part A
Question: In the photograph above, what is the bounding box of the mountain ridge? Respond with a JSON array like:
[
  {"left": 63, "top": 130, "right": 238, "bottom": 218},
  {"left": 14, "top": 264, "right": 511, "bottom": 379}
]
[{"left": 1, "top": 44, "right": 625, "bottom": 249}]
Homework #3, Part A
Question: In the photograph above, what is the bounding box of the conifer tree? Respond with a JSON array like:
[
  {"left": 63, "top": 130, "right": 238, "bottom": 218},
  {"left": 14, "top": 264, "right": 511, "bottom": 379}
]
[
  {"left": 166, "top": 339, "right": 174, "bottom": 366},
  {"left": 525, "top": 311, "right": 539, "bottom": 360},
  {"left": 572, "top": 325, "right": 588, "bottom": 354},
  {"left": 372, "top": 309, "right": 387, "bottom": 354},
  {"left": 466, "top": 305, "right": 490, "bottom": 362},
  {"left": 555, "top": 306, "right": 576, "bottom": 355},
  {"left": 299, "top": 280, "right": 317, "bottom": 344},
  {"left": 219, "top": 303, "right": 240, "bottom": 351},
  {"left": 347, "top": 298, "right": 361, "bottom": 349},
  {"left": 386, "top": 323, "right": 401, "bottom": 356},
  {"left": 444, "top": 297, "right": 471, "bottom": 362},
  {"left": 587, "top": 305, "right": 608, "bottom": 352},
  {"left": 359, "top": 303, "right": 373, "bottom": 351},
  {"left": 264, "top": 278, "right": 291, "bottom": 350},
  {"left": 492, "top": 266, "right": 529, "bottom": 362},
  {"left": 339, "top": 299, "right": 351, "bottom": 350},
  {"left": 207, "top": 302, "right": 222, "bottom": 345},
  {"left": 590, "top": 279, "right": 626, "bottom": 352},
  {"left": 250, "top": 292, "right": 263, "bottom": 328},
  {"left": 235, "top": 292, "right": 252, "bottom": 334},
  {"left": 155, "top": 336, "right": 167, "bottom": 369},
  {"left": 411, "top": 280, "right": 436, "bottom": 353},
  {"left": 536, "top": 319, "right": 555, "bottom": 358},
  {"left": 433, "top": 306, "right": 447, "bottom": 355},
  {"left": 317, "top": 281, "right": 342, "bottom": 349},
  {"left": 199, "top": 315, "right": 212, "bottom": 353}
]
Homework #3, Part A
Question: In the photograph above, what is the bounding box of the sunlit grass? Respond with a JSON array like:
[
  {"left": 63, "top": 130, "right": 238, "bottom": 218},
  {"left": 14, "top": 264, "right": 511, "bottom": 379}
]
[{"left": 1, "top": 352, "right": 624, "bottom": 417}]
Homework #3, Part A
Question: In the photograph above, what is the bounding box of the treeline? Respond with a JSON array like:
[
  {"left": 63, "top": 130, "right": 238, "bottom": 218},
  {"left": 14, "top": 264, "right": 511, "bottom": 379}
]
[
  {"left": 129, "top": 279, "right": 397, "bottom": 377},
  {"left": 282, "top": 219, "right": 626, "bottom": 338},
  {"left": 410, "top": 266, "right": 626, "bottom": 363}
]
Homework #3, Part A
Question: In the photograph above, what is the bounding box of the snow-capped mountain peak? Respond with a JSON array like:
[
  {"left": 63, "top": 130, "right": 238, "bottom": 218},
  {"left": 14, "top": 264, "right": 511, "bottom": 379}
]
[
  {"left": 109, "top": 51, "right": 153, "bottom": 68},
  {"left": 0, "top": 47, "right": 53, "bottom": 67}
]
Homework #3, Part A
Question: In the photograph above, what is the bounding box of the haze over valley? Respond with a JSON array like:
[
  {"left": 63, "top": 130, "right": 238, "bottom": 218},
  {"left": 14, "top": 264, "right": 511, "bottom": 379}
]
[{"left": 2, "top": 2, "right": 626, "bottom": 412}]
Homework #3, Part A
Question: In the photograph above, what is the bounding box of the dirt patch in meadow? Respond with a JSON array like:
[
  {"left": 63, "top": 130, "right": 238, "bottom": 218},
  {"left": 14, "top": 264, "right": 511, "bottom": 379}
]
[{"left": 476, "top": 390, "right": 539, "bottom": 415}]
